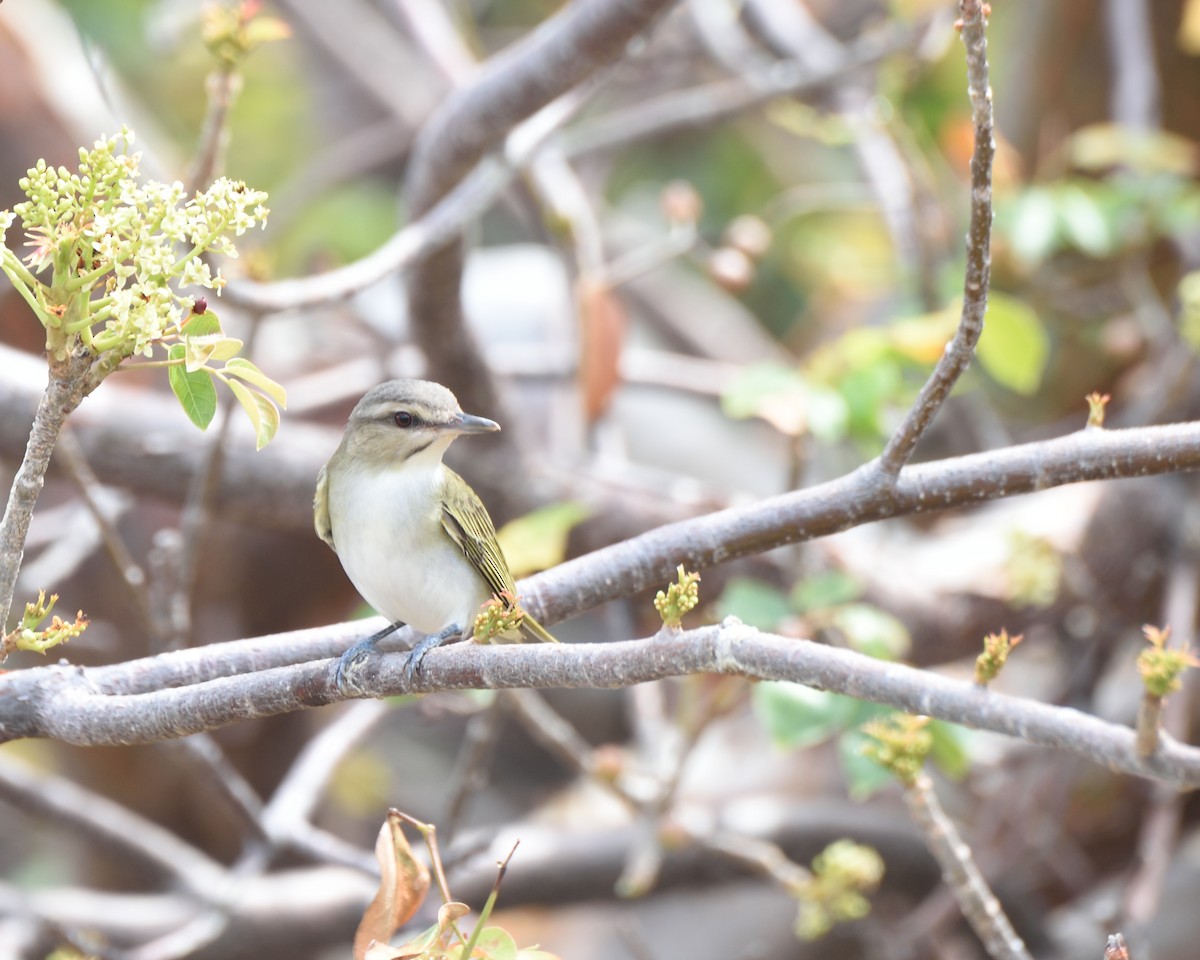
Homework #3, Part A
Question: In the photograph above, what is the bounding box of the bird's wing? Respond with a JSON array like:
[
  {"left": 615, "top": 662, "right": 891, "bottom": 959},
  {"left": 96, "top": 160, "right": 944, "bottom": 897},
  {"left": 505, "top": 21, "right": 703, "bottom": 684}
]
[
  {"left": 440, "top": 470, "right": 516, "bottom": 600},
  {"left": 313, "top": 463, "right": 336, "bottom": 550}
]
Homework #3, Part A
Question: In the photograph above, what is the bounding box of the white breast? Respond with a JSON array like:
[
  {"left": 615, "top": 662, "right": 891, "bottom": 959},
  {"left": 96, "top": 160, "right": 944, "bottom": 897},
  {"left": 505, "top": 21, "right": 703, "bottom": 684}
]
[{"left": 326, "top": 458, "right": 490, "bottom": 635}]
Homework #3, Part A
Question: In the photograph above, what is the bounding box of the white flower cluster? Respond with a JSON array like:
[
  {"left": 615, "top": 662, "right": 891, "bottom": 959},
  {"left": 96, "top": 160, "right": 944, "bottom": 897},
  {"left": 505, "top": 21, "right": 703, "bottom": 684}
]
[{"left": 0, "top": 129, "right": 269, "bottom": 358}]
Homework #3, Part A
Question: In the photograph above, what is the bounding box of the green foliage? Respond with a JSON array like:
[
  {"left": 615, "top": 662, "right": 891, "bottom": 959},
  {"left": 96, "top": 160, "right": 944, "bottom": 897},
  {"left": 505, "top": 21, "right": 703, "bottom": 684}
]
[
  {"left": 714, "top": 577, "right": 793, "bottom": 631},
  {"left": 976, "top": 292, "right": 1048, "bottom": 395},
  {"left": 496, "top": 501, "right": 591, "bottom": 579},
  {"left": 722, "top": 364, "right": 849, "bottom": 441},
  {"left": 1005, "top": 531, "right": 1061, "bottom": 608},
  {"left": 997, "top": 167, "right": 1200, "bottom": 268},
  {"left": 0, "top": 129, "right": 285, "bottom": 446}
]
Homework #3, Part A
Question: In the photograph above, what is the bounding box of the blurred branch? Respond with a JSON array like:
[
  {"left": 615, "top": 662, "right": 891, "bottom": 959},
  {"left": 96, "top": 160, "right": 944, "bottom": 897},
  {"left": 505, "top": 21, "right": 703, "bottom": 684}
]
[
  {"left": 7, "top": 622, "right": 1200, "bottom": 791},
  {"left": 402, "top": 0, "right": 675, "bottom": 511},
  {"left": 878, "top": 0, "right": 993, "bottom": 475},
  {"left": 904, "top": 772, "right": 1034, "bottom": 960},
  {"left": 222, "top": 83, "right": 589, "bottom": 314},
  {"left": 1103, "top": 0, "right": 1160, "bottom": 132},
  {"left": 560, "top": 19, "right": 923, "bottom": 157},
  {"left": 1121, "top": 546, "right": 1200, "bottom": 934}
]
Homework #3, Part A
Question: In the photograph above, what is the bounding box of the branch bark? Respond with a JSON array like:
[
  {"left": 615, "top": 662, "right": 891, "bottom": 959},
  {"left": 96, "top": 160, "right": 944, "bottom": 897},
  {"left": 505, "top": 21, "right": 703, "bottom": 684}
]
[{"left": 5, "top": 623, "right": 1200, "bottom": 792}]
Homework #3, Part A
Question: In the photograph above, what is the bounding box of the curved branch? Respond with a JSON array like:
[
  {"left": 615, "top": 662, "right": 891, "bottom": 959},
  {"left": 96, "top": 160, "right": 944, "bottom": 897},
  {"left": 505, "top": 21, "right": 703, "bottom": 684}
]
[
  {"left": 402, "top": 0, "right": 675, "bottom": 434},
  {"left": 879, "top": 0, "right": 994, "bottom": 474}
]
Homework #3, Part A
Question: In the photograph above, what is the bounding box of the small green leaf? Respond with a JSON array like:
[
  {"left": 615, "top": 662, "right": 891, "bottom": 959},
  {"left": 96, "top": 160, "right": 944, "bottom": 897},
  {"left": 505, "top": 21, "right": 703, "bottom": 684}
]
[
  {"left": 838, "top": 724, "right": 896, "bottom": 800},
  {"left": 754, "top": 682, "right": 860, "bottom": 750},
  {"left": 225, "top": 377, "right": 280, "bottom": 449},
  {"left": 496, "top": 502, "right": 591, "bottom": 579},
  {"left": 928, "top": 720, "right": 972, "bottom": 780},
  {"left": 472, "top": 926, "right": 518, "bottom": 960},
  {"left": 1057, "top": 184, "right": 1113, "bottom": 257},
  {"left": 168, "top": 343, "right": 218, "bottom": 430},
  {"left": 715, "top": 578, "right": 792, "bottom": 631},
  {"left": 184, "top": 334, "right": 244, "bottom": 372},
  {"left": 1007, "top": 187, "right": 1060, "bottom": 265},
  {"left": 722, "top": 363, "right": 848, "bottom": 440},
  {"left": 976, "top": 292, "right": 1048, "bottom": 396},
  {"left": 222, "top": 357, "right": 288, "bottom": 408},
  {"left": 791, "top": 571, "right": 861, "bottom": 613},
  {"left": 829, "top": 604, "right": 910, "bottom": 660},
  {"left": 183, "top": 310, "right": 222, "bottom": 337}
]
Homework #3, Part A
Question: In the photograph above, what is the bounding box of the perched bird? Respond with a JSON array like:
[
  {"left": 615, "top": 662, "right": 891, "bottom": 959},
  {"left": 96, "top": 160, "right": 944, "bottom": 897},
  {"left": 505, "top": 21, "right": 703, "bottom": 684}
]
[{"left": 315, "top": 379, "right": 555, "bottom": 690}]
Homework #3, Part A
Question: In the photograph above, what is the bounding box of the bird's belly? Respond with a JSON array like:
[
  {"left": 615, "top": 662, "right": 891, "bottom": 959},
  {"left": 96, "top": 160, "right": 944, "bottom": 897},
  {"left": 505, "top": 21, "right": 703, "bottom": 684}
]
[{"left": 330, "top": 469, "right": 489, "bottom": 634}]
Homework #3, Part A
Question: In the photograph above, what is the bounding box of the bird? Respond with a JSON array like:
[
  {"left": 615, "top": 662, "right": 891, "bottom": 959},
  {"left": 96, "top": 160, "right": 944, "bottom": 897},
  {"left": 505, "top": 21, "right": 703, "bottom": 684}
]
[{"left": 314, "top": 379, "right": 556, "bottom": 691}]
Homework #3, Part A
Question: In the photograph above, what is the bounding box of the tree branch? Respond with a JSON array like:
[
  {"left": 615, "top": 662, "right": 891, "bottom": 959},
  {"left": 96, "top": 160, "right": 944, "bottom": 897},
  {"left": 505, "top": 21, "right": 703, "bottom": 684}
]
[
  {"left": 879, "top": 0, "right": 994, "bottom": 475},
  {"left": 402, "top": 0, "right": 674, "bottom": 445},
  {"left": 4, "top": 623, "right": 1200, "bottom": 792}
]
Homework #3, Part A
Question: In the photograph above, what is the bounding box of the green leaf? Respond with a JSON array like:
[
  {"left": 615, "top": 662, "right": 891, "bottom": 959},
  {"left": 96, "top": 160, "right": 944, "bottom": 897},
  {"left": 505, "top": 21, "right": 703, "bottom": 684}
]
[
  {"left": 1007, "top": 187, "right": 1060, "bottom": 265},
  {"left": 184, "top": 334, "right": 244, "bottom": 372},
  {"left": 754, "top": 682, "right": 861, "bottom": 749},
  {"left": 722, "top": 363, "right": 848, "bottom": 440},
  {"left": 976, "top": 292, "right": 1048, "bottom": 395},
  {"left": 715, "top": 577, "right": 792, "bottom": 631},
  {"left": 928, "top": 720, "right": 972, "bottom": 780},
  {"left": 829, "top": 604, "right": 910, "bottom": 660},
  {"left": 791, "top": 571, "right": 861, "bottom": 613},
  {"left": 496, "top": 502, "right": 591, "bottom": 579},
  {"left": 1057, "top": 184, "right": 1113, "bottom": 257},
  {"left": 225, "top": 377, "right": 280, "bottom": 449},
  {"left": 222, "top": 357, "right": 288, "bottom": 408},
  {"left": 167, "top": 343, "right": 218, "bottom": 430},
  {"left": 471, "top": 926, "right": 518, "bottom": 960},
  {"left": 839, "top": 727, "right": 899, "bottom": 800},
  {"left": 183, "top": 309, "right": 222, "bottom": 337}
]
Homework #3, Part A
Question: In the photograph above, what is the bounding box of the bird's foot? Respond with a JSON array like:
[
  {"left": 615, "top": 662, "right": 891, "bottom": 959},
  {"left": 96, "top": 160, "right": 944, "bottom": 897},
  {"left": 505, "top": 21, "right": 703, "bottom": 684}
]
[
  {"left": 402, "top": 624, "right": 462, "bottom": 685},
  {"left": 335, "top": 620, "right": 405, "bottom": 696}
]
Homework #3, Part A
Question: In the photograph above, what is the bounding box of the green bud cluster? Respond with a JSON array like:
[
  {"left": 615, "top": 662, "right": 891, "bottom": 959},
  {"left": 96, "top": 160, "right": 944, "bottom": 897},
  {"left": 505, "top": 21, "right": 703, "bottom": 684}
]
[
  {"left": 794, "top": 840, "right": 885, "bottom": 940},
  {"left": 654, "top": 565, "right": 701, "bottom": 628},
  {"left": 860, "top": 713, "right": 932, "bottom": 786}
]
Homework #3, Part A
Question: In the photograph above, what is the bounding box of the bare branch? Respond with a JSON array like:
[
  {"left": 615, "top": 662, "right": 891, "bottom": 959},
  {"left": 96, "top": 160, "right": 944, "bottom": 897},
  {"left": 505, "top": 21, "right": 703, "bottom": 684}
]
[
  {"left": 6, "top": 623, "right": 1200, "bottom": 791},
  {"left": 402, "top": 0, "right": 674, "bottom": 426},
  {"left": 904, "top": 772, "right": 1034, "bottom": 960},
  {"left": 879, "top": 1, "right": 994, "bottom": 475}
]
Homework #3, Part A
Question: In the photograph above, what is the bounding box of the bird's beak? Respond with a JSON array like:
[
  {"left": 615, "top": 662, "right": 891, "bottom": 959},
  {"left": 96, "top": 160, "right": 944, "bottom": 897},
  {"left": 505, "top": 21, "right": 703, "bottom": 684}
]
[{"left": 453, "top": 412, "right": 501, "bottom": 434}]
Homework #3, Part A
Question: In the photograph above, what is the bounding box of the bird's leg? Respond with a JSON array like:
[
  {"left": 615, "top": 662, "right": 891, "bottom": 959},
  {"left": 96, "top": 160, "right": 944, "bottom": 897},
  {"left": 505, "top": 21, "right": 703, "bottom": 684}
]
[
  {"left": 335, "top": 619, "right": 406, "bottom": 694},
  {"left": 403, "top": 623, "right": 466, "bottom": 684}
]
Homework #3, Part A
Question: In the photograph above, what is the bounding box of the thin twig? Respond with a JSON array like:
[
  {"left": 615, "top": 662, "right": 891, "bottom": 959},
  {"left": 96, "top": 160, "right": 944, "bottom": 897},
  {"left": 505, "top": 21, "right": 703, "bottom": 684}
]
[
  {"left": 878, "top": 0, "right": 993, "bottom": 475},
  {"left": 904, "top": 772, "right": 1034, "bottom": 960},
  {"left": 443, "top": 696, "right": 506, "bottom": 841},
  {"left": 55, "top": 428, "right": 155, "bottom": 634}
]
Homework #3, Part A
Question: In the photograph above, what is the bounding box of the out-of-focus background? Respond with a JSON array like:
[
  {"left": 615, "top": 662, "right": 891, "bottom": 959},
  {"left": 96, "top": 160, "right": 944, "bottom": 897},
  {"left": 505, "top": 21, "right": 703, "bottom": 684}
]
[{"left": 3, "top": 1, "right": 1200, "bottom": 958}]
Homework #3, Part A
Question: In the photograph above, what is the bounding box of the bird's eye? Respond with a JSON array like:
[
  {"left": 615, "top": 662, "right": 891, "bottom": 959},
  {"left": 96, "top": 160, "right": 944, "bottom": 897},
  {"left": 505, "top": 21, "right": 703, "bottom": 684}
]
[{"left": 394, "top": 411, "right": 414, "bottom": 428}]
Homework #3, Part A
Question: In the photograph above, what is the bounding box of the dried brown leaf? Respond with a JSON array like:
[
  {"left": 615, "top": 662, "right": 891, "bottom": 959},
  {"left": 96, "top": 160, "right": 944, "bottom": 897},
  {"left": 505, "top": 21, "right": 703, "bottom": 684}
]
[{"left": 353, "top": 811, "right": 432, "bottom": 960}]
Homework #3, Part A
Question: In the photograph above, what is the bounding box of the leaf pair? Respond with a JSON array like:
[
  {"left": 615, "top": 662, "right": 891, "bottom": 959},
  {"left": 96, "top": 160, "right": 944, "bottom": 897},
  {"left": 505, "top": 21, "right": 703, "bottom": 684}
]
[{"left": 167, "top": 311, "right": 287, "bottom": 448}]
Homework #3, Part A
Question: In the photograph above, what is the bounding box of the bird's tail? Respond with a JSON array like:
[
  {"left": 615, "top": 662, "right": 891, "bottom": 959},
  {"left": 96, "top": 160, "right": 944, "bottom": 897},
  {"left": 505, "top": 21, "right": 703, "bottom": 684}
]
[{"left": 518, "top": 611, "right": 558, "bottom": 644}]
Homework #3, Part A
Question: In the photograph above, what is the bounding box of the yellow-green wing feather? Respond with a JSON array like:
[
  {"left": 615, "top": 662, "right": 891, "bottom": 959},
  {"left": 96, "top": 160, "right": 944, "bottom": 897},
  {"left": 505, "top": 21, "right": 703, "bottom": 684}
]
[
  {"left": 440, "top": 469, "right": 556, "bottom": 643},
  {"left": 440, "top": 469, "right": 516, "bottom": 597},
  {"left": 314, "top": 462, "right": 336, "bottom": 549}
]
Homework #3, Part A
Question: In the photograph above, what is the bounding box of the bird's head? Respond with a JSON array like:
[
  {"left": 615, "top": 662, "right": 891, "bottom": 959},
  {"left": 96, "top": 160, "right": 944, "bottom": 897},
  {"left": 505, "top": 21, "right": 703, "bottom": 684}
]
[{"left": 338, "top": 379, "right": 500, "bottom": 470}]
